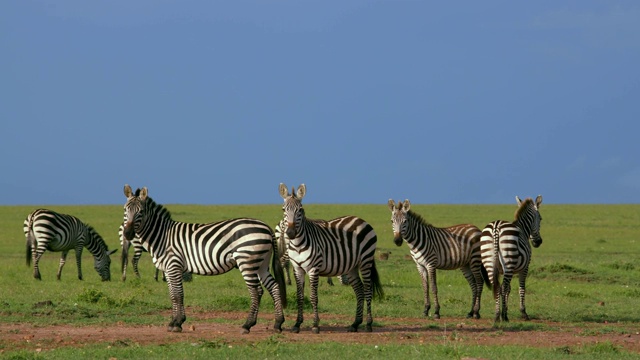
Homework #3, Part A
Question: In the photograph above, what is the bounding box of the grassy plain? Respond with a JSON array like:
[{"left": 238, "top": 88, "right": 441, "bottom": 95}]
[{"left": 0, "top": 202, "right": 639, "bottom": 359}]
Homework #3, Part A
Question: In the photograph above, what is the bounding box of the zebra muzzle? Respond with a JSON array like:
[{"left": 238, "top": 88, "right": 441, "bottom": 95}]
[
  {"left": 123, "top": 222, "right": 135, "bottom": 241},
  {"left": 393, "top": 233, "right": 403, "bottom": 247}
]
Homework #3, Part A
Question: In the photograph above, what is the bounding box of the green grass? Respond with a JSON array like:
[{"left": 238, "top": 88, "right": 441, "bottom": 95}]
[{"left": 1, "top": 203, "right": 639, "bottom": 358}]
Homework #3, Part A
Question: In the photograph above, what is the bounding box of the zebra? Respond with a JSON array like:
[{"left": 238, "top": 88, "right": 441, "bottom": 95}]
[
  {"left": 119, "top": 221, "right": 192, "bottom": 282},
  {"left": 274, "top": 218, "right": 348, "bottom": 287},
  {"left": 388, "top": 199, "right": 489, "bottom": 319},
  {"left": 480, "top": 195, "right": 543, "bottom": 322},
  {"left": 122, "top": 184, "right": 286, "bottom": 333},
  {"left": 279, "top": 183, "right": 384, "bottom": 334},
  {"left": 24, "top": 209, "right": 117, "bottom": 281}
]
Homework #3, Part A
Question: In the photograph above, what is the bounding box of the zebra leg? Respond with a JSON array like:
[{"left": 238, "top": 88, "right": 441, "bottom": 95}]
[
  {"left": 327, "top": 277, "right": 334, "bottom": 286},
  {"left": 291, "top": 268, "right": 306, "bottom": 333},
  {"left": 418, "top": 265, "right": 431, "bottom": 316},
  {"left": 348, "top": 271, "right": 365, "bottom": 332},
  {"left": 242, "top": 285, "right": 263, "bottom": 334},
  {"left": 165, "top": 271, "right": 186, "bottom": 332},
  {"left": 260, "top": 272, "right": 285, "bottom": 333},
  {"left": 74, "top": 245, "right": 84, "bottom": 281},
  {"left": 309, "top": 272, "right": 321, "bottom": 334},
  {"left": 461, "top": 266, "right": 480, "bottom": 319},
  {"left": 132, "top": 247, "right": 142, "bottom": 279},
  {"left": 32, "top": 249, "right": 44, "bottom": 280},
  {"left": 121, "top": 240, "right": 129, "bottom": 281},
  {"left": 501, "top": 275, "right": 512, "bottom": 322},
  {"left": 427, "top": 266, "right": 441, "bottom": 319},
  {"left": 492, "top": 276, "right": 501, "bottom": 323},
  {"left": 284, "top": 262, "right": 292, "bottom": 286},
  {"left": 518, "top": 271, "right": 530, "bottom": 320},
  {"left": 57, "top": 251, "right": 69, "bottom": 281}
]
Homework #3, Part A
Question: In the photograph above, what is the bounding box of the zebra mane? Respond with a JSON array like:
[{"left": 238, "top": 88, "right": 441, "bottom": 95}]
[
  {"left": 407, "top": 210, "right": 434, "bottom": 228},
  {"left": 514, "top": 198, "right": 535, "bottom": 221},
  {"left": 145, "top": 196, "right": 173, "bottom": 221}
]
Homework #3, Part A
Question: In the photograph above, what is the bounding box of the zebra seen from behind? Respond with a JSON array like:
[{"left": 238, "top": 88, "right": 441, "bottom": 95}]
[
  {"left": 274, "top": 218, "right": 348, "bottom": 287},
  {"left": 480, "top": 195, "right": 543, "bottom": 322},
  {"left": 24, "top": 209, "right": 117, "bottom": 281},
  {"left": 388, "top": 199, "right": 488, "bottom": 319},
  {"left": 279, "top": 183, "right": 383, "bottom": 334},
  {"left": 122, "top": 184, "right": 286, "bottom": 333}
]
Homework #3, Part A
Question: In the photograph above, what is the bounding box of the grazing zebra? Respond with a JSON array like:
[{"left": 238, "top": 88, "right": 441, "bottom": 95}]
[
  {"left": 122, "top": 184, "right": 286, "bottom": 333},
  {"left": 388, "top": 199, "right": 488, "bottom": 319},
  {"left": 480, "top": 195, "right": 543, "bottom": 322},
  {"left": 119, "top": 222, "right": 192, "bottom": 282},
  {"left": 279, "top": 183, "right": 383, "bottom": 334},
  {"left": 24, "top": 209, "right": 117, "bottom": 281},
  {"left": 274, "top": 218, "right": 348, "bottom": 287}
]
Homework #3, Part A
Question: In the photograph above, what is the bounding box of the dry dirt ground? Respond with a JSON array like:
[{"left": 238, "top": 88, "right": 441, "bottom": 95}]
[{"left": 1, "top": 310, "right": 639, "bottom": 354}]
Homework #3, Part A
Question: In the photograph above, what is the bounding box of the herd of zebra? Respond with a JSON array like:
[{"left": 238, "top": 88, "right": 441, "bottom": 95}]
[{"left": 22, "top": 183, "right": 543, "bottom": 334}]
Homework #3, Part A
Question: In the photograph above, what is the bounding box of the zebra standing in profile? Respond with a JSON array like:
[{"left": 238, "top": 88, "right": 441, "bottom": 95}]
[
  {"left": 388, "top": 199, "right": 488, "bottom": 319},
  {"left": 122, "top": 184, "right": 286, "bottom": 333},
  {"left": 279, "top": 183, "right": 383, "bottom": 334},
  {"left": 24, "top": 209, "right": 117, "bottom": 281},
  {"left": 274, "top": 218, "right": 348, "bottom": 287},
  {"left": 480, "top": 195, "right": 543, "bottom": 322}
]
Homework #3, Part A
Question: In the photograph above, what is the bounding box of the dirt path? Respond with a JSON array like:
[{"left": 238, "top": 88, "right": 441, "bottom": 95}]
[{"left": 1, "top": 311, "right": 639, "bottom": 354}]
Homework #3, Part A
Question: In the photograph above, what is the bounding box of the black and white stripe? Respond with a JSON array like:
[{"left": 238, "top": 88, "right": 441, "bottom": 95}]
[
  {"left": 279, "top": 183, "right": 383, "bottom": 334},
  {"left": 24, "top": 209, "right": 117, "bottom": 281},
  {"left": 122, "top": 185, "right": 286, "bottom": 333},
  {"left": 480, "top": 195, "right": 543, "bottom": 322},
  {"left": 275, "top": 219, "right": 347, "bottom": 287},
  {"left": 119, "top": 219, "right": 192, "bottom": 282},
  {"left": 389, "top": 199, "right": 488, "bottom": 319}
]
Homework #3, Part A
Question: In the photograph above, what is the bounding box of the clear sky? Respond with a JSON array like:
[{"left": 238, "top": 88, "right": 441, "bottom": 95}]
[{"left": 2, "top": 1, "right": 639, "bottom": 205}]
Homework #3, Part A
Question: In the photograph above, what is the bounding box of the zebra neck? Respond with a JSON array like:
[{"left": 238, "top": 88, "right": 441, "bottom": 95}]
[
  {"left": 405, "top": 212, "right": 439, "bottom": 243},
  {"left": 136, "top": 203, "right": 173, "bottom": 259},
  {"left": 514, "top": 210, "right": 534, "bottom": 240},
  {"left": 84, "top": 227, "right": 108, "bottom": 258}
]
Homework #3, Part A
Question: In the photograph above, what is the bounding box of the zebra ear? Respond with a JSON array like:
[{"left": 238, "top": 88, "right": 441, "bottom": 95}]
[
  {"left": 516, "top": 196, "right": 522, "bottom": 206},
  {"left": 296, "top": 184, "right": 306, "bottom": 200},
  {"left": 124, "top": 184, "right": 133, "bottom": 198},
  {"left": 140, "top": 187, "right": 148, "bottom": 201},
  {"left": 403, "top": 199, "right": 411, "bottom": 212},
  {"left": 388, "top": 199, "right": 395, "bottom": 211},
  {"left": 279, "top": 183, "right": 289, "bottom": 199},
  {"left": 535, "top": 195, "right": 543, "bottom": 207}
]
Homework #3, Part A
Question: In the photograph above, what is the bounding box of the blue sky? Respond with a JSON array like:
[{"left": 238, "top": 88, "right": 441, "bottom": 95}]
[{"left": 2, "top": 1, "right": 639, "bottom": 205}]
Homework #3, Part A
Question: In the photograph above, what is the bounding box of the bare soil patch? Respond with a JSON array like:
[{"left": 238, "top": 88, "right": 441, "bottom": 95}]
[{"left": 1, "top": 311, "right": 639, "bottom": 354}]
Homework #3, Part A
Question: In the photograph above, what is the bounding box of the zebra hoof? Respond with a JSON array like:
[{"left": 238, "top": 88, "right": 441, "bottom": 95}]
[
  {"left": 433, "top": 314, "right": 441, "bottom": 320},
  {"left": 312, "top": 327, "right": 320, "bottom": 334},
  {"left": 291, "top": 326, "right": 300, "bottom": 334},
  {"left": 167, "top": 326, "right": 182, "bottom": 333},
  {"left": 365, "top": 324, "right": 372, "bottom": 332},
  {"left": 241, "top": 328, "right": 250, "bottom": 335}
]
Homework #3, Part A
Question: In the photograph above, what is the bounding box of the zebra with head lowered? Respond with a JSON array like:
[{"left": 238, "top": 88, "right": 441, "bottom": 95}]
[
  {"left": 24, "top": 209, "right": 117, "bottom": 281},
  {"left": 388, "top": 199, "right": 488, "bottom": 319},
  {"left": 122, "top": 185, "right": 286, "bottom": 333},
  {"left": 279, "top": 183, "right": 384, "bottom": 334},
  {"left": 275, "top": 218, "right": 348, "bottom": 287},
  {"left": 480, "top": 195, "right": 543, "bottom": 322}
]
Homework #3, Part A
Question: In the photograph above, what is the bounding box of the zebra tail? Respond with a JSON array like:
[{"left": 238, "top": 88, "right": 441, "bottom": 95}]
[
  {"left": 492, "top": 228, "right": 501, "bottom": 291},
  {"left": 370, "top": 260, "right": 385, "bottom": 300},
  {"left": 25, "top": 215, "right": 35, "bottom": 267},
  {"left": 481, "top": 263, "right": 491, "bottom": 289},
  {"left": 271, "top": 235, "right": 287, "bottom": 309}
]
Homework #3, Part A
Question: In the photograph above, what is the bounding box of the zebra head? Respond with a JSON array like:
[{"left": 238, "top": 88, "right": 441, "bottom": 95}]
[
  {"left": 87, "top": 227, "right": 117, "bottom": 281},
  {"left": 279, "top": 183, "right": 306, "bottom": 239},
  {"left": 123, "top": 184, "right": 148, "bottom": 241},
  {"left": 516, "top": 195, "right": 543, "bottom": 248},
  {"left": 388, "top": 199, "right": 410, "bottom": 247}
]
